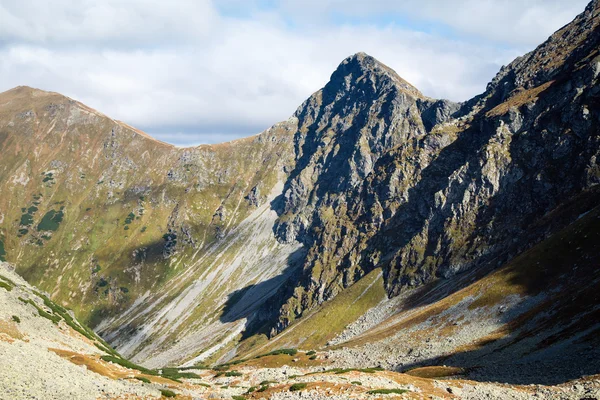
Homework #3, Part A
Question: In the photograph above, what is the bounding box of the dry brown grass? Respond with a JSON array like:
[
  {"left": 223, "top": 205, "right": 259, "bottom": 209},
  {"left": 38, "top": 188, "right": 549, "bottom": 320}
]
[
  {"left": 246, "top": 382, "right": 357, "bottom": 399},
  {"left": 50, "top": 348, "right": 129, "bottom": 379},
  {"left": 404, "top": 366, "right": 466, "bottom": 379},
  {"left": 486, "top": 81, "right": 554, "bottom": 117},
  {"left": 48, "top": 348, "right": 175, "bottom": 385},
  {"left": 244, "top": 370, "right": 456, "bottom": 399},
  {"left": 383, "top": 371, "right": 456, "bottom": 399},
  {"left": 0, "top": 319, "right": 25, "bottom": 342}
]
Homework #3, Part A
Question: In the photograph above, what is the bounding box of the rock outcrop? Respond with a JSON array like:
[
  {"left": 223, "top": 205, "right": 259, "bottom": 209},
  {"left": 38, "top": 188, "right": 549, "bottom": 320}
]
[{"left": 269, "top": 0, "right": 600, "bottom": 332}]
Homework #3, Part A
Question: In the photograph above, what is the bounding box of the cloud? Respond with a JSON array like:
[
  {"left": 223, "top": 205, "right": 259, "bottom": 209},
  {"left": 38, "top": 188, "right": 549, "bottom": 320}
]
[
  {"left": 268, "top": 0, "right": 590, "bottom": 46},
  {"left": 0, "top": 0, "right": 217, "bottom": 45},
  {"left": 0, "top": 0, "right": 589, "bottom": 146}
]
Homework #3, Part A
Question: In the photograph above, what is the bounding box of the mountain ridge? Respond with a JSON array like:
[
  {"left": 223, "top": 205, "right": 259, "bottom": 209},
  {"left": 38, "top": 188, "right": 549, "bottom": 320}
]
[
  {"left": 0, "top": 0, "right": 599, "bottom": 378},
  {"left": 1, "top": 50, "right": 435, "bottom": 150},
  {"left": 264, "top": 0, "right": 600, "bottom": 337}
]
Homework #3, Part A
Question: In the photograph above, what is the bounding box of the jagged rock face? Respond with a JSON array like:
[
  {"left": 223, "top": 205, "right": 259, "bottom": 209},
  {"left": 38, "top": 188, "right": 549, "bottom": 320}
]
[
  {"left": 270, "top": 1, "right": 600, "bottom": 332},
  {"left": 273, "top": 52, "right": 458, "bottom": 244}
]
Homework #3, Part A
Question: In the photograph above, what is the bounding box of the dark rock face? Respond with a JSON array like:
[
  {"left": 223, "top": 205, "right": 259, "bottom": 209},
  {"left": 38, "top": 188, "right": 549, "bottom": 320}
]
[
  {"left": 417, "top": 99, "right": 461, "bottom": 132},
  {"left": 273, "top": 53, "right": 458, "bottom": 244},
  {"left": 270, "top": 1, "right": 600, "bottom": 332},
  {"left": 244, "top": 184, "right": 262, "bottom": 207}
]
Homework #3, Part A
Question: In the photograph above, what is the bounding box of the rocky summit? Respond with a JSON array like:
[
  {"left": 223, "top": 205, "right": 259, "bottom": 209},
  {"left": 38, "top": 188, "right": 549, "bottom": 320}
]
[{"left": 1, "top": 1, "right": 600, "bottom": 399}]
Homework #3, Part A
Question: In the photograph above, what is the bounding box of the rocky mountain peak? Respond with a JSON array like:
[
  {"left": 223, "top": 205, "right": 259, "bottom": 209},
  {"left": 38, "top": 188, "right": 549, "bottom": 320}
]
[
  {"left": 275, "top": 51, "right": 460, "bottom": 248},
  {"left": 331, "top": 52, "right": 424, "bottom": 99},
  {"left": 270, "top": 0, "right": 600, "bottom": 337},
  {"left": 480, "top": 0, "right": 600, "bottom": 111}
]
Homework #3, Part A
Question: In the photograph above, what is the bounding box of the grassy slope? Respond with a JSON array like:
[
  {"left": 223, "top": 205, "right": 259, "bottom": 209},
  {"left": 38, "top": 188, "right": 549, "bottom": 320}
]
[
  {"left": 232, "top": 267, "right": 387, "bottom": 360},
  {"left": 0, "top": 86, "right": 296, "bottom": 366}
]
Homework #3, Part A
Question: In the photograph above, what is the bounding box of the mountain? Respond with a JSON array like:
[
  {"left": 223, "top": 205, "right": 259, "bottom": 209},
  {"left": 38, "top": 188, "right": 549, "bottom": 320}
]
[
  {"left": 0, "top": 85, "right": 301, "bottom": 367},
  {"left": 0, "top": 0, "right": 599, "bottom": 390},
  {"left": 269, "top": 0, "right": 600, "bottom": 335}
]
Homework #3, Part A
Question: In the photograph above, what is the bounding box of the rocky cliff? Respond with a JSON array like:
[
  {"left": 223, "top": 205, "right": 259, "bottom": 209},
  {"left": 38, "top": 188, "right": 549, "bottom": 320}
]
[{"left": 269, "top": 0, "right": 600, "bottom": 334}]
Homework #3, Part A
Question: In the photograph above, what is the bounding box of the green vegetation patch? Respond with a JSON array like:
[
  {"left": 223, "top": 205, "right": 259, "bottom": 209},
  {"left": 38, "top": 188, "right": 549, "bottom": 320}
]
[
  {"left": 37, "top": 208, "right": 64, "bottom": 232},
  {"left": 251, "top": 268, "right": 385, "bottom": 353},
  {"left": 32, "top": 290, "right": 115, "bottom": 353},
  {"left": 224, "top": 371, "right": 243, "bottom": 377},
  {"left": 289, "top": 383, "right": 307, "bottom": 391},
  {"left": 306, "top": 367, "right": 383, "bottom": 376},
  {"left": 232, "top": 396, "right": 246, "bottom": 400},
  {"left": 134, "top": 376, "right": 150, "bottom": 383},
  {"left": 159, "top": 389, "right": 177, "bottom": 398},
  {"left": 100, "top": 357, "right": 195, "bottom": 383},
  {"left": 10, "top": 281, "right": 120, "bottom": 360},
  {"left": 42, "top": 172, "right": 54, "bottom": 183},
  {"left": 212, "top": 348, "right": 299, "bottom": 372},
  {"left": 20, "top": 297, "right": 61, "bottom": 324},
  {"left": 179, "top": 364, "right": 209, "bottom": 370},
  {"left": 124, "top": 212, "right": 136, "bottom": 225},
  {"left": 0, "top": 239, "right": 6, "bottom": 262},
  {"left": 367, "top": 389, "right": 408, "bottom": 395},
  {"left": 101, "top": 355, "right": 153, "bottom": 375},
  {"left": 20, "top": 213, "right": 34, "bottom": 227},
  {"left": 0, "top": 280, "right": 12, "bottom": 291},
  {"left": 160, "top": 367, "right": 201, "bottom": 380},
  {"left": 0, "top": 274, "right": 16, "bottom": 286},
  {"left": 12, "top": 315, "right": 20, "bottom": 323},
  {"left": 256, "top": 348, "right": 297, "bottom": 358},
  {"left": 97, "top": 277, "right": 108, "bottom": 288}
]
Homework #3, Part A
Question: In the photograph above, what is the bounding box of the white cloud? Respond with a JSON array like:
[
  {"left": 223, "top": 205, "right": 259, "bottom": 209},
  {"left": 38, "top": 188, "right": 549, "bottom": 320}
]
[
  {"left": 273, "top": 0, "right": 590, "bottom": 46},
  {"left": 0, "top": 0, "right": 590, "bottom": 146},
  {"left": 0, "top": 0, "right": 217, "bottom": 45}
]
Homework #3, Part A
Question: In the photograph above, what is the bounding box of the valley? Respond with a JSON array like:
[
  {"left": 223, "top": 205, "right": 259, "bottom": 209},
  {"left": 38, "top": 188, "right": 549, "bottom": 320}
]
[{"left": 1, "top": 0, "right": 600, "bottom": 398}]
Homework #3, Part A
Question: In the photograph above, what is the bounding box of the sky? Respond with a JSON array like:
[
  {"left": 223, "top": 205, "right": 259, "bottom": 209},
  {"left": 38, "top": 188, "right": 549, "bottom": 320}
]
[{"left": 0, "top": 0, "right": 590, "bottom": 146}]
